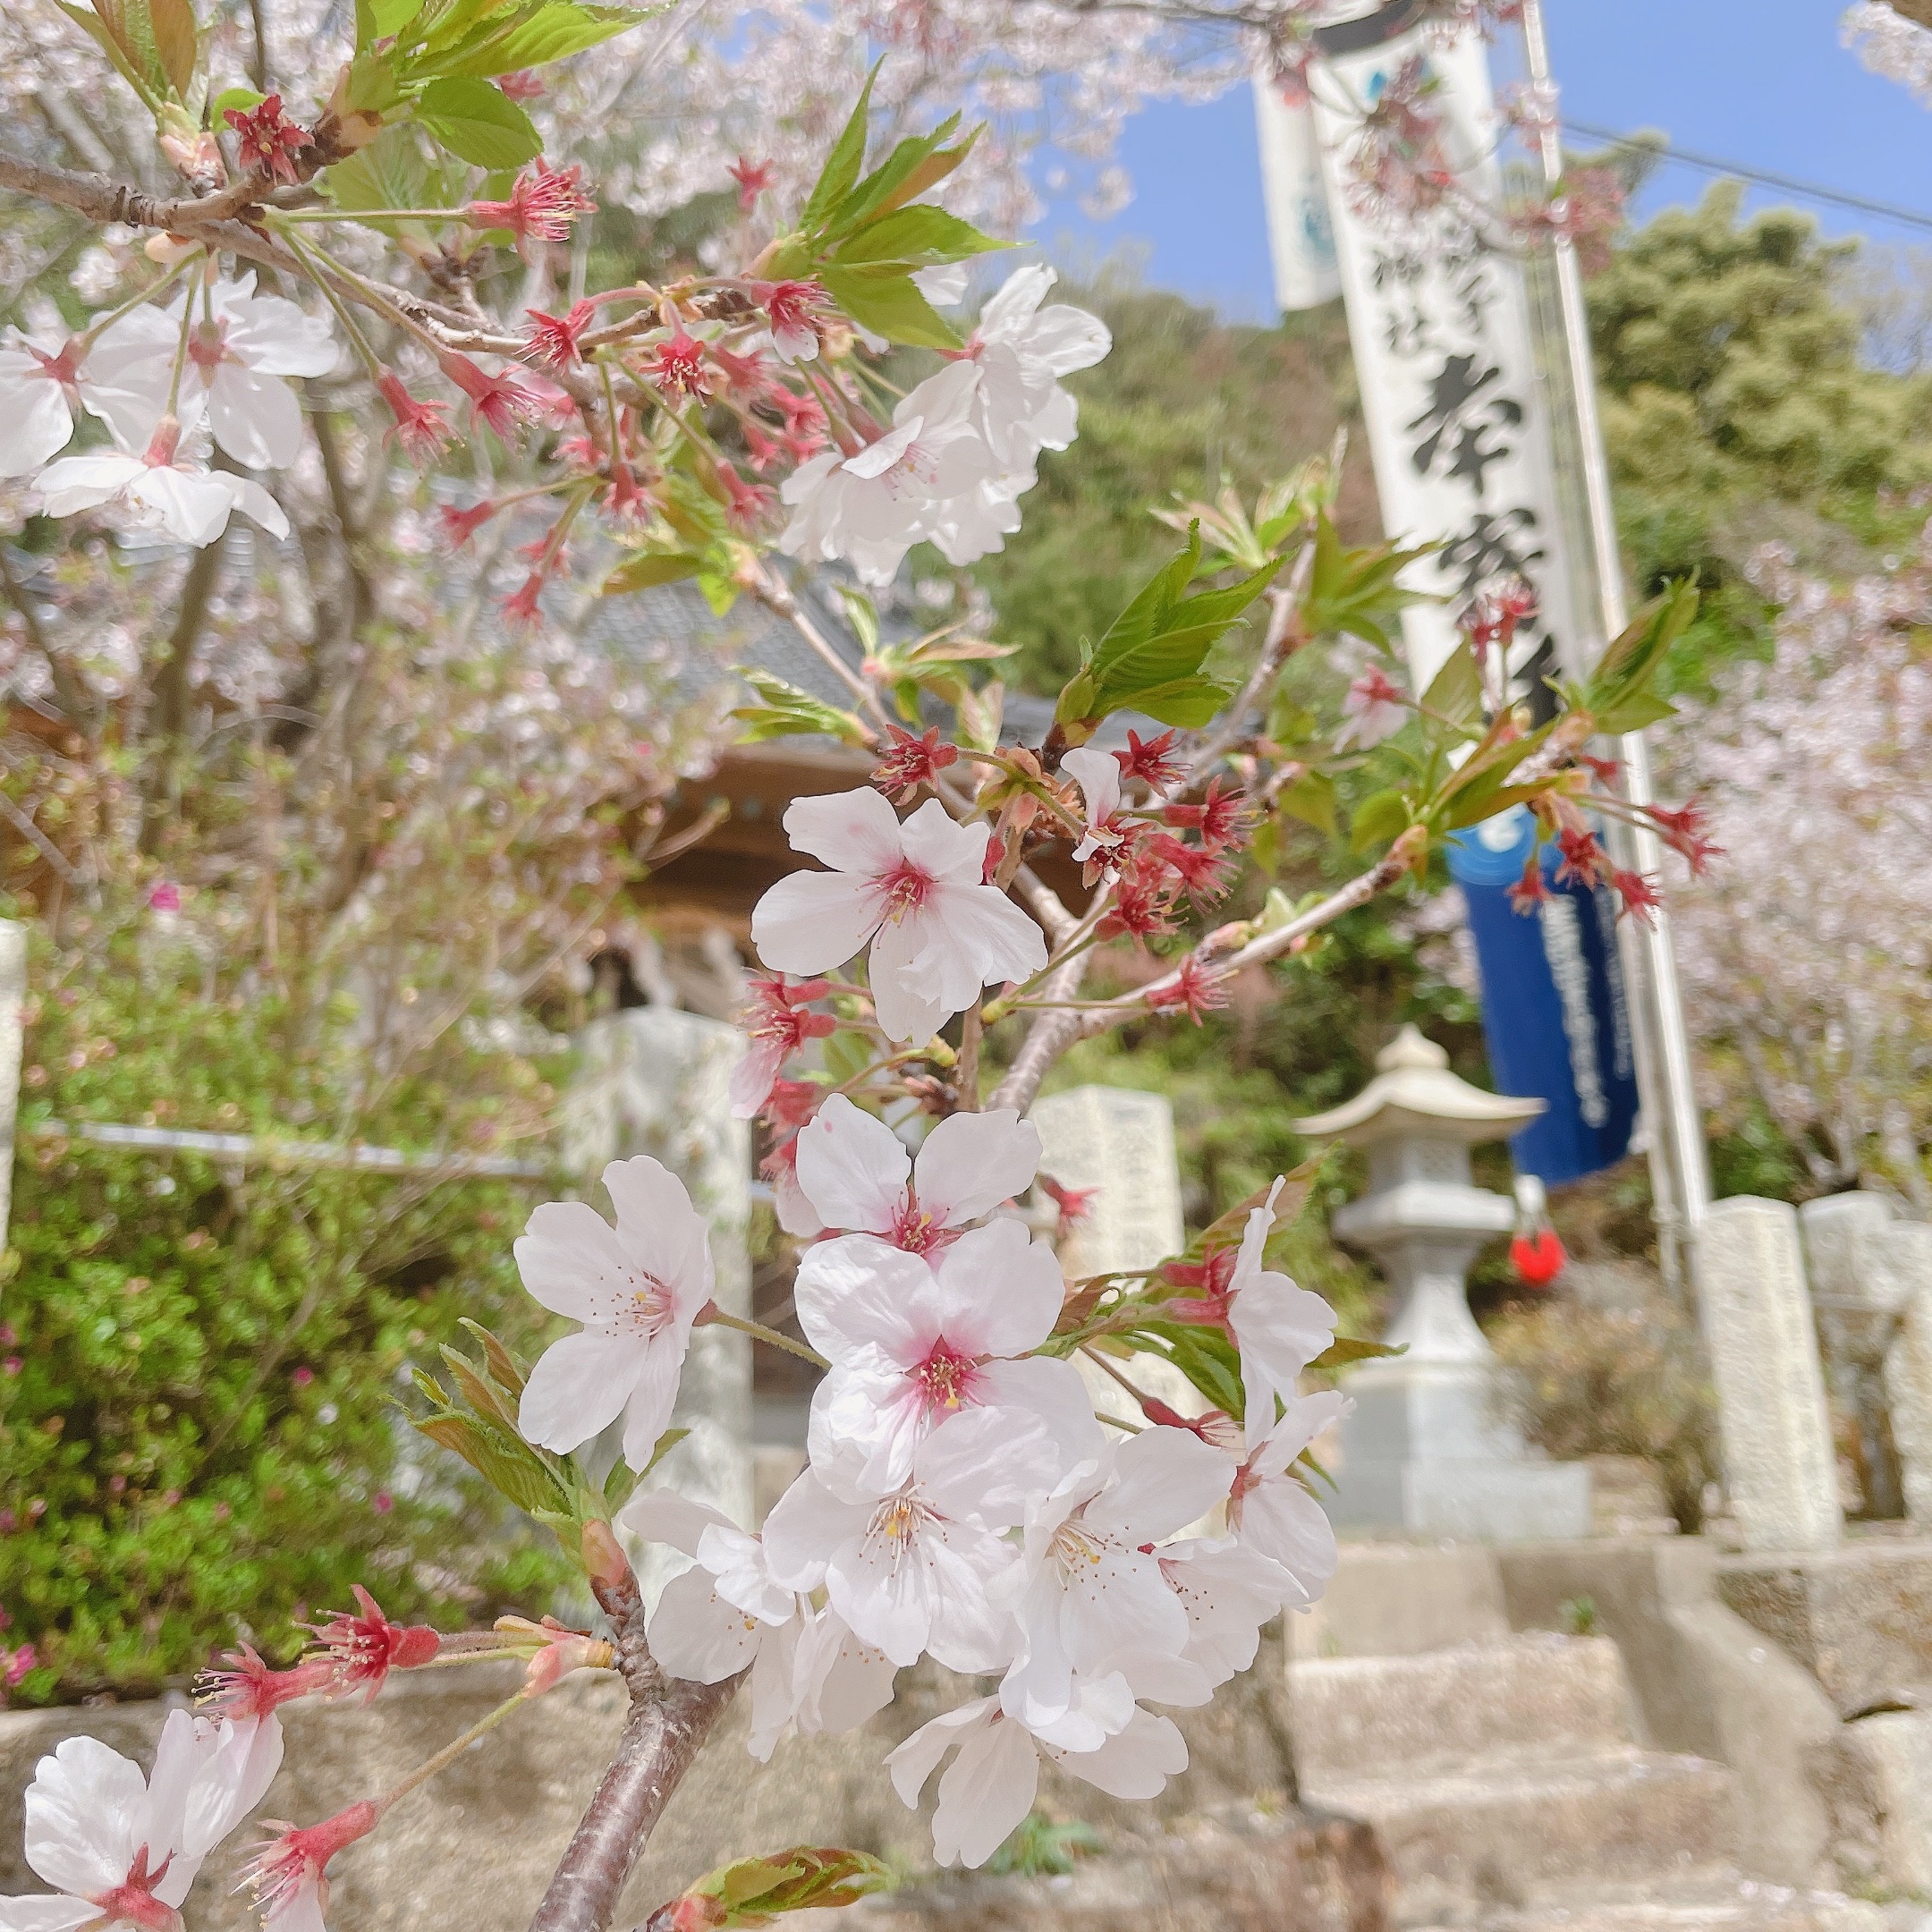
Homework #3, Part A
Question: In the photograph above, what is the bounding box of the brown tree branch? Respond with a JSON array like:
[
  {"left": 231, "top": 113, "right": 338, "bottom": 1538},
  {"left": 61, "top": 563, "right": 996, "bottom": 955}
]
[{"left": 527, "top": 1674, "right": 741, "bottom": 1932}]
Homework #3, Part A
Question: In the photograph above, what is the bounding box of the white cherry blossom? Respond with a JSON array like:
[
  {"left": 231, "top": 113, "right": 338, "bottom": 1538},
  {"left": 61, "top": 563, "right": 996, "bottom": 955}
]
[
  {"left": 1061, "top": 744, "right": 1126, "bottom": 865},
  {"left": 1224, "top": 1180, "right": 1337, "bottom": 1450},
  {"left": 1001, "top": 1427, "right": 1234, "bottom": 1735},
  {"left": 792, "top": 1092, "right": 1039, "bottom": 1250},
  {"left": 798, "top": 1215, "right": 1104, "bottom": 1492},
  {"left": 4, "top": 1710, "right": 282, "bottom": 1932},
  {"left": 1228, "top": 1390, "right": 1352, "bottom": 1600},
  {"left": 923, "top": 469, "right": 1032, "bottom": 567},
  {"left": 887, "top": 1685, "right": 1188, "bottom": 1870},
  {"left": 35, "top": 435, "right": 290, "bottom": 548},
  {"left": 0, "top": 330, "right": 87, "bottom": 477},
  {"left": 624, "top": 1491, "right": 896, "bottom": 1762},
  {"left": 513, "top": 1157, "right": 714, "bottom": 1470},
  {"left": 761, "top": 1406, "right": 1058, "bottom": 1672},
  {"left": 962, "top": 266, "right": 1111, "bottom": 470},
  {"left": 750, "top": 788, "right": 1045, "bottom": 1044},
  {"left": 1158, "top": 1535, "right": 1300, "bottom": 1684},
  {"left": 779, "top": 360, "right": 995, "bottom": 587},
  {"left": 85, "top": 274, "right": 337, "bottom": 469}
]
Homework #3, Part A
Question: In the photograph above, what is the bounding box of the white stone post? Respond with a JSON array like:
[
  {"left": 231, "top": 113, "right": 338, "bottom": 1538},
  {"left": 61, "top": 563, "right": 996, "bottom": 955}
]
[
  {"left": 1882, "top": 1226, "right": 1932, "bottom": 1530},
  {"left": 566, "top": 1007, "right": 752, "bottom": 1597},
  {"left": 0, "top": 920, "right": 23, "bottom": 1250},
  {"left": 1030, "top": 1085, "right": 1199, "bottom": 1428},
  {"left": 1694, "top": 1197, "right": 1843, "bottom": 1554},
  {"left": 1801, "top": 1192, "right": 1911, "bottom": 1520}
]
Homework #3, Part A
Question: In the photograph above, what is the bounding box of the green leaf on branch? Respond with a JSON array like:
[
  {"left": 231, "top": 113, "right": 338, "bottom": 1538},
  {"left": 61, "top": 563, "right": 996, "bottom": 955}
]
[
  {"left": 828, "top": 205, "right": 1004, "bottom": 268},
  {"left": 1419, "top": 639, "right": 1483, "bottom": 738},
  {"left": 1276, "top": 768, "right": 1337, "bottom": 836},
  {"left": 1312, "top": 1335, "right": 1405, "bottom": 1370},
  {"left": 1349, "top": 787, "right": 1412, "bottom": 854},
  {"left": 1128, "top": 1322, "right": 1245, "bottom": 1421},
  {"left": 730, "top": 671, "right": 870, "bottom": 749},
  {"left": 148, "top": 0, "right": 199, "bottom": 97},
  {"left": 209, "top": 82, "right": 266, "bottom": 120},
  {"left": 1301, "top": 513, "right": 1436, "bottom": 651},
  {"left": 666, "top": 1847, "right": 894, "bottom": 1930},
  {"left": 58, "top": 0, "right": 175, "bottom": 103},
  {"left": 1593, "top": 689, "right": 1677, "bottom": 734},
  {"left": 1581, "top": 579, "right": 1698, "bottom": 716},
  {"left": 602, "top": 551, "right": 704, "bottom": 596},
  {"left": 817, "top": 264, "right": 960, "bottom": 350},
  {"left": 367, "top": 0, "right": 428, "bottom": 37},
  {"left": 1056, "top": 523, "right": 1278, "bottom": 731},
  {"left": 413, "top": 0, "right": 639, "bottom": 80},
  {"left": 798, "top": 64, "right": 878, "bottom": 231},
  {"left": 414, "top": 74, "right": 540, "bottom": 166},
  {"left": 322, "top": 123, "right": 457, "bottom": 232}
]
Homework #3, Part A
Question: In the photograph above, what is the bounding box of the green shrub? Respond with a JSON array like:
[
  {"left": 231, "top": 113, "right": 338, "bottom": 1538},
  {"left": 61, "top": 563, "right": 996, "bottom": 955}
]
[{"left": 0, "top": 922, "right": 574, "bottom": 1700}]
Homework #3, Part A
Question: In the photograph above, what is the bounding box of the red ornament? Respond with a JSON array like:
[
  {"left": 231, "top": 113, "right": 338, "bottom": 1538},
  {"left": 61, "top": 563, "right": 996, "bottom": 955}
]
[{"left": 1510, "top": 1228, "right": 1567, "bottom": 1288}]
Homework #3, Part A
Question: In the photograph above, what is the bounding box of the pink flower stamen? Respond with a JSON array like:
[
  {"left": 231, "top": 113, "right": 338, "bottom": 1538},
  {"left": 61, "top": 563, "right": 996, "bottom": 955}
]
[
  {"left": 876, "top": 860, "right": 935, "bottom": 922},
  {"left": 911, "top": 1338, "right": 982, "bottom": 1416}
]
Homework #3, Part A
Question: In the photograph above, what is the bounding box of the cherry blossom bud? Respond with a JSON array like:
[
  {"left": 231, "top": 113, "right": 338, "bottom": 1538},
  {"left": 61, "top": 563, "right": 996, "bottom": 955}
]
[
  {"left": 1113, "top": 727, "right": 1186, "bottom": 792},
  {"left": 1505, "top": 859, "right": 1552, "bottom": 915},
  {"left": 644, "top": 327, "right": 710, "bottom": 400},
  {"left": 1610, "top": 868, "right": 1661, "bottom": 925},
  {"left": 439, "top": 500, "right": 499, "bottom": 547},
  {"left": 1038, "top": 1174, "right": 1098, "bottom": 1237},
  {"left": 580, "top": 1518, "right": 632, "bottom": 1597},
  {"left": 522, "top": 1630, "right": 614, "bottom": 1696},
  {"left": 1553, "top": 826, "right": 1607, "bottom": 890},
  {"left": 199, "top": 1642, "right": 335, "bottom": 1719},
  {"left": 1145, "top": 955, "right": 1229, "bottom": 1026}
]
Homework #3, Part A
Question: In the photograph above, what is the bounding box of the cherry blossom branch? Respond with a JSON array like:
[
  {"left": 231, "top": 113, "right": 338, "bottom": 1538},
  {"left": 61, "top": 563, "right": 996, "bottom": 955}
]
[
  {"left": 745, "top": 561, "right": 889, "bottom": 738},
  {"left": 527, "top": 1676, "right": 744, "bottom": 1932}
]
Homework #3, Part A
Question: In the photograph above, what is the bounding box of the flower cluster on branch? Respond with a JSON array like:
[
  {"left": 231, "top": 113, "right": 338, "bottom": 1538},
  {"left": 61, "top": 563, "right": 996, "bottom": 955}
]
[{"left": 0, "top": 7, "right": 1713, "bottom": 1931}]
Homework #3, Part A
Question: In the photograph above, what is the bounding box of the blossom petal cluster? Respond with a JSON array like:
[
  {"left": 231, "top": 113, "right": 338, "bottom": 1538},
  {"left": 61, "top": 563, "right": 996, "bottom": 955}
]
[
  {"left": 576, "top": 1102, "right": 1345, "bottom": 1868},
  {"left": 750, "top": 787, "right": 1045, "bottom": 1046},
  {"left": 5, "top": 271, "right": 331, "bottom": 547},
  {"left": 779, "top": 267, "right": 1109, "bottom": 587},
  {"left": 3, "top": 1709, "right": 282, "bottom": 1931}
]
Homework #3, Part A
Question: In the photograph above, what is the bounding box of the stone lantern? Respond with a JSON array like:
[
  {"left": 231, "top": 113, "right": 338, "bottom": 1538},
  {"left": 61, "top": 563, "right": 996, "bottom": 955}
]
[{"left": 1295, "top": 1025, "right": 1591, "bottom": 1540}]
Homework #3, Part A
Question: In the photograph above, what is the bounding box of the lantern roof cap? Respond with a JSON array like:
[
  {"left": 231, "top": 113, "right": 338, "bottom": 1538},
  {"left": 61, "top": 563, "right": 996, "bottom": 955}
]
[{"left": 1294, "top": 1025, "right": 1546, "bottom": 1148}]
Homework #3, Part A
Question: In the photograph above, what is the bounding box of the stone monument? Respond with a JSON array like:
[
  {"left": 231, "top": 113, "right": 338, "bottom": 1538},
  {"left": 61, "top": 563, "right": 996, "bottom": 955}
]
[
  {"left": 1694, "top": 1197, "right": 1843, "bottom": 1554},
  {"left": 566, "top": 1006, "right": 753, "bottom": 1593},
  {"left": 1295, "top": 1025, "right": 1591, "bottom": 1539},
  {"left": 1801, "top": 1191, "right": 1932, "bottom": 1530},
  {"left": 1030, "top": 1084, "right": 1201, "bottom": 1428}
]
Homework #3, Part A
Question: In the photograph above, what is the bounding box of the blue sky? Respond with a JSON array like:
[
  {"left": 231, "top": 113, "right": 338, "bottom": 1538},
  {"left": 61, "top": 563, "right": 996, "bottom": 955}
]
[{"left": 1031, "top": 1, "right": 1932, "bottom": 321}]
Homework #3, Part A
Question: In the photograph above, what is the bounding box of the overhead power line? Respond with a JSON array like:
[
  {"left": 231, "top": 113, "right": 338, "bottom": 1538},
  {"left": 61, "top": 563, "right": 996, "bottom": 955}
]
[{"left": 1562, "top": 117, "right": 1932, "bottom": 238}]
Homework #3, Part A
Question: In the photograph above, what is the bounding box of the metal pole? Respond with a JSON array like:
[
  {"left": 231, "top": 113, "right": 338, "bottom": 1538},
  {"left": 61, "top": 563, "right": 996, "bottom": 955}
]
[{"left": 1517, "top": 0, "right": 1713, "bottom": 1272}]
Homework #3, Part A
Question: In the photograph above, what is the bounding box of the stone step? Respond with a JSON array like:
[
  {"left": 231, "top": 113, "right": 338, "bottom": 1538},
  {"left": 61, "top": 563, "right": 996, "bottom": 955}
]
[
  {"left": 1303, "top": 1749, "right": 1737, "bottom": 1912},
  {"left": 1290, "top": 1635, "right": 1639, "bottom": 1780}
]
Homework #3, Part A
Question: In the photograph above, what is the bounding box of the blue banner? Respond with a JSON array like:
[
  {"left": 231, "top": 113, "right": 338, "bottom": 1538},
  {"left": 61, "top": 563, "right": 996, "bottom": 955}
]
[{"left": 1445, "top": 807, "right": 1640, "bottom": 1186}]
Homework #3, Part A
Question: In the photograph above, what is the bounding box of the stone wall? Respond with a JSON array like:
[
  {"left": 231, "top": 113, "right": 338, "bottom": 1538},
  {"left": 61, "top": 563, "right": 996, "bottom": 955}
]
[{"left": 0, "top": 1631, "right": 1337, "bottom": 1932}]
